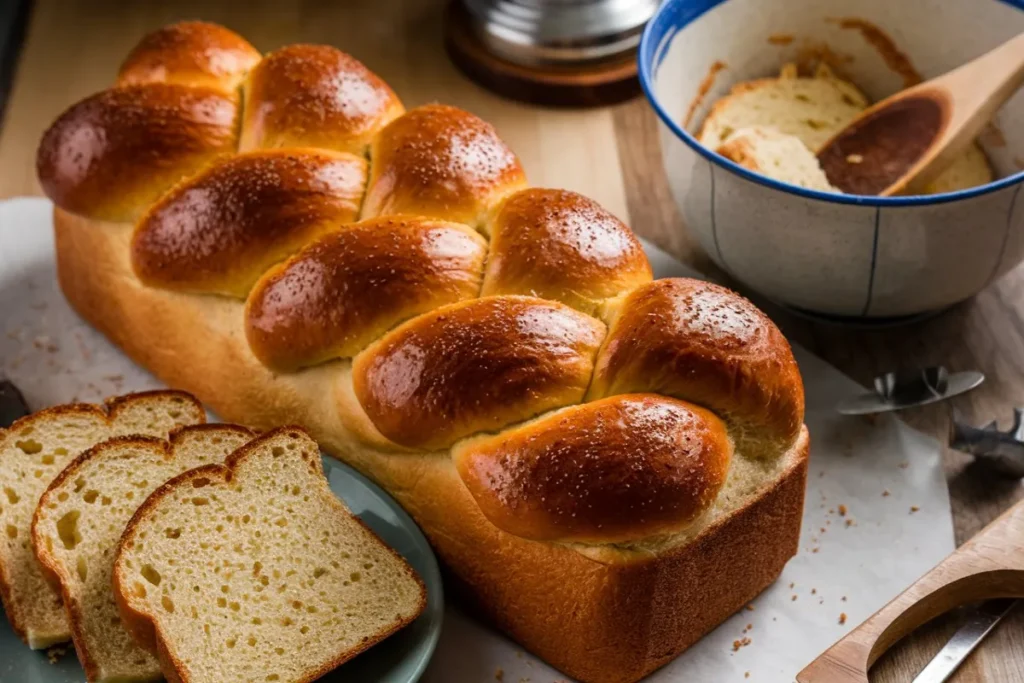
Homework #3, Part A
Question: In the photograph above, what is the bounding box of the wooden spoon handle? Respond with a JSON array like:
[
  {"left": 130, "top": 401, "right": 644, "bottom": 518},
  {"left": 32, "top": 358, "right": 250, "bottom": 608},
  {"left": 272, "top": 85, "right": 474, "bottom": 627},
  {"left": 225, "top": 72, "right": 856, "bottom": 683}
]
[
  {"left": 939, "top": 31, "right": 1024, "bottom": 129},
  {"left": 796, "top": 500, "right": 1024, "bottom": 682},
  {"left": 896, "top": 31, "right": 1024, "bottom": 194}
]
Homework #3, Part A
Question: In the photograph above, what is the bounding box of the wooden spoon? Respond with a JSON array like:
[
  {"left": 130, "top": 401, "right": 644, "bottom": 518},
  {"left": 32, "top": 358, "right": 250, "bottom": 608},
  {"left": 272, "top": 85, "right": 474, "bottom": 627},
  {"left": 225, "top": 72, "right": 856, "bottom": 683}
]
[{"left": 817, "top": 32, "right": 1024, "bottom": 196}]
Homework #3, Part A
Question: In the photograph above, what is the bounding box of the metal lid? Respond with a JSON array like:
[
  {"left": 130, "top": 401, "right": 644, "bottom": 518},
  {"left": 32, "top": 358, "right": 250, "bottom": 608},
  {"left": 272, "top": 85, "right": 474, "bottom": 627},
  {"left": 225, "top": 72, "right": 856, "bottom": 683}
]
[{"left": 461, "top": 0, "right": 658, "bottom": 67}]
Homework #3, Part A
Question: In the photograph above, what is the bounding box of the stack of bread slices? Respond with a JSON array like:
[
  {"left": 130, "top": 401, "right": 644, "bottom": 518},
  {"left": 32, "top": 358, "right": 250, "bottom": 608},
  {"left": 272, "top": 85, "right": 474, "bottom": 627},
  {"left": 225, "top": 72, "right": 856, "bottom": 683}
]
[{"left": 0, "top": 391, "right": 425, "bottom": 682}]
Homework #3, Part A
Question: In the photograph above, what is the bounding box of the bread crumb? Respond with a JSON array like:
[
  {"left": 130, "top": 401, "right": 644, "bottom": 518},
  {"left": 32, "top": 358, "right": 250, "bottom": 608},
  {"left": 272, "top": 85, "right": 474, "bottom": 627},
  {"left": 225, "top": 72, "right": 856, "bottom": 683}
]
[
  {"left": 46, "top": 645, "right": 68, "bottom": 664},
  {"left": 846, "top": 154, "right": 864, "bottom": 164},
  {"left": 732, "top": 637, "right": 752, "bottom": 652},
  {"left": 811, "top": 588, "right": 817, "bottom": 595},
  {"left": 746, "top": 604, "right": 756, "bottom": 611},
  {"left": 789, "top": 582, "right": 795, "bottom": 589},
  {"left": 882, "top": 490, "right": 890, "bottom": 497},
  {"left": 837, "top": 504, "right": 847, "bottom": 516},
  {"left": 791, "top": 595, "right": 798, "bottom": 601},
  {"left": 812, "top": 547, "right": 820, "bottom": 553},
  {"left": 495, "top": 668, "right": 504, "bottom": 681},
  {"left": 839, "top": 612, "right": 848, "bottom": 625},
  {"left": 841, "top": 596, "right": 847, "bottom": 602},
  {"left": 33, "top": 336, "right": 58, "bottom": 353},
  {"left": 745, "top": 673, "right": 751, "bottom": 679},
  {"left": 845, "top": 519, "right": 856, "bottom": 527},
  {"left": 899, "top": 462, "right": 909, "bottom": 469},
  {"left": 910, "top": 506, "right": 920, "bottom": 514}
]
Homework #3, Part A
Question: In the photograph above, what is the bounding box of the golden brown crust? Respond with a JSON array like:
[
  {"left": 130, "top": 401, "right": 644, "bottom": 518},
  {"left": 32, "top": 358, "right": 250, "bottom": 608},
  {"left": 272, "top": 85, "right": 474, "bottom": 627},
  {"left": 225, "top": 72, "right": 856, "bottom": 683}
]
[
  {"left": 36, "top": 84, "right": 240, "bottom": 223},
  {"left": 240, "top": 44, "right": 404, "bottom": 155},
  {"left": 482, "top": 188, "right": 653, "bottom": 315},
  {"left": 452, "top": 394, "right": 732, "bottom": 544},
  {"left": 716, "top": 134, "right": 761, "bottom": 170},
  {"left": 590, "top": 279, "right": 805, "bottom": 458},
  {"left": 113, "top": 427, "right": 427, "bottom": 683},
  {"left": 362, "top": 105, "right": 527, "bottom": 227},
  {"left": 246, "top": 217, "right": 488, "bottom": 371},
  {"left": 116, "top": 21, "right": 262, "bottom": 91},
  {"left": 131, "top": 149, "right": 367, "bottom": 297},
  {"left": 353, "top": 296, "right": 605, "bottom": 450},
  {"left": 103, "top": 389, "right": 205, "bottom": 422},
  {"left": 53, "top": 208, "right": 809, "bottom": 683}
]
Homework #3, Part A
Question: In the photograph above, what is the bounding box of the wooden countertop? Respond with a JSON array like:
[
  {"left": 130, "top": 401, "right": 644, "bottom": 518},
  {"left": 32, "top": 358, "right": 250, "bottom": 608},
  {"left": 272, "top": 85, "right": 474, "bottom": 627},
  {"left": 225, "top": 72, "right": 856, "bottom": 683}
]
[{"left": 1, "top": 1, "right": 1021, "bottom": 681}]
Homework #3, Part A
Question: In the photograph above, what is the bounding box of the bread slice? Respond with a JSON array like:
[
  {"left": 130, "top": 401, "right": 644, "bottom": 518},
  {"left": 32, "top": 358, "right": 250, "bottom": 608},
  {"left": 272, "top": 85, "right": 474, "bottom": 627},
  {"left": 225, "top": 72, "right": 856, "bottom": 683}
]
[
  {"left": 32, "top": 424, "right": 254, "bottom": 682},
  {"left": 697, "top": 63, "right": 869, "bottom": 152},
  {"left": 924, "top": 142, "right": 994, "bottom": 194},
  {"left": 0, "top": 391, "right": 205, "bottom": 649},
  {"left": 716, "top": 125, "right": 838, "bottom": 192},
  {"left": 699, "top": 63, "right": 993, "bottom": 194},
  {"left": 113, "top": 427, "right": 426, "bottom": 683}
]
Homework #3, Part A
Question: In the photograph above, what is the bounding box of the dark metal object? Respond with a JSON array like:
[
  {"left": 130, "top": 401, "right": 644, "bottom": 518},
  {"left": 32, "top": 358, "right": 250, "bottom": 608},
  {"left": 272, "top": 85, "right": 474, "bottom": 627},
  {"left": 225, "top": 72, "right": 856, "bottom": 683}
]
[
  {"left": 0, "top": 378, "right": 30, "bottom": 428},
  {"left": 0, "top": 0, "right": 32, "bottom": 124},
  {"left": 949, "top": 407, "right": 1024, "bottom": 479},
  {"left": 836, "top": 367, "right": 985, "bottom": 415},
  {"left": 460, "top": 0, "right": 657, "bottom": 68},
  {"left": 443, "top": 0, "right": 650, "bottom": 107}
]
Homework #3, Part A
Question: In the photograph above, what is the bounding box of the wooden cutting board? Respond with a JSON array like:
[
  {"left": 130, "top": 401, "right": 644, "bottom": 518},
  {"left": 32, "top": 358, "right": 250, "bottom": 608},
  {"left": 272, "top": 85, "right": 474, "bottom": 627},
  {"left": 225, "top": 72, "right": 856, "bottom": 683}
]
[{"left": 0, "top": 0, "right": 630, "bottom": 222}]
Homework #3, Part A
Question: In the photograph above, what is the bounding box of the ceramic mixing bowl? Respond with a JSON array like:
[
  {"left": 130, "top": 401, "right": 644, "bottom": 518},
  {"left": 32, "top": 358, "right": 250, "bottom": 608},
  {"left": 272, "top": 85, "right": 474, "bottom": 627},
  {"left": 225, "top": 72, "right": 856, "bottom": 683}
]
[{"left": 640, "top": 0, "right": 1024, "bottom": 319}]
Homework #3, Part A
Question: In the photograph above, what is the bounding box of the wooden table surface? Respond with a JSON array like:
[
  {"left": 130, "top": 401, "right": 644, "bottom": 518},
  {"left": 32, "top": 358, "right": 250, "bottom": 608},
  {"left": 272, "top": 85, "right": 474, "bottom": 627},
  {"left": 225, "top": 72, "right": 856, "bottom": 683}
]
[{"left": 1, "top": 1, "right": 1021, "bottom": 681}]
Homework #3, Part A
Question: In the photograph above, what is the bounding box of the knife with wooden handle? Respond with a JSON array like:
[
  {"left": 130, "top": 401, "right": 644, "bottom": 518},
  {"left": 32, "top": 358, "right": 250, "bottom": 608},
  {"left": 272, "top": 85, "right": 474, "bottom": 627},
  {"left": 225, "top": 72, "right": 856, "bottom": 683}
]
[{"left": 797, "top": 499, "right": 1024, "bottom": 682}]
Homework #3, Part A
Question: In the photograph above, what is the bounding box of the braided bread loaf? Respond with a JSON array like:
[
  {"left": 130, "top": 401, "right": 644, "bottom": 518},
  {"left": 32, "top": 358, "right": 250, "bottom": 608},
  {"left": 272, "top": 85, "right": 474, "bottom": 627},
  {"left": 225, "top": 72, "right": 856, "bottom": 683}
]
[{"left": 36, "top": 21, "right": 809, "bottom": 683}]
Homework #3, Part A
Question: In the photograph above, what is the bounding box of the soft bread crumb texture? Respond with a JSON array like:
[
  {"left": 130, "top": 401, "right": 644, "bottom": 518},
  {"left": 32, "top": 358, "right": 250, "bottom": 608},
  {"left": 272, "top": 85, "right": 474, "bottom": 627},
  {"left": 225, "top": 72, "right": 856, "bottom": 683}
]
[
  {"left": 716, "top": 126, "right": 838, "bottom": 192},
  {"left": 0, "top": 392, "right": 204, "bottom": 649},
  {"left": 698, "top": 63, "right": 993, "bottom": 194},
  {"left": 114, "top": 428, "right": 425, "bottom": 683},
  {"left": 698, "top": 64, "right": 869, "bottom": 151},
  {"left": 33, "top": 425, "right": 253, "bottom": 681}
]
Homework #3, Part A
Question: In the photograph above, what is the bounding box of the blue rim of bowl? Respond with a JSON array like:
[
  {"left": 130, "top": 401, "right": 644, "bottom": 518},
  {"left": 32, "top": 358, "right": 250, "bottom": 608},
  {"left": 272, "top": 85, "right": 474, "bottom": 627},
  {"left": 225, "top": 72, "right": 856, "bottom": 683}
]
[{"left": 637, "top": 0, "right": 1024, "bottom": 207}]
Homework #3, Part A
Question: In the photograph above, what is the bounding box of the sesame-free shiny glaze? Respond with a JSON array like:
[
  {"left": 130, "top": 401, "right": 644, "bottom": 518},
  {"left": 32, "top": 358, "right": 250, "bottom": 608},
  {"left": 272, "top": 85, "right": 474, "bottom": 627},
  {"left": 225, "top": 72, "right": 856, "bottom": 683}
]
[
  {"left": 116, "top": 21, "right": 262, "bottom": 92},
  {"left": 453, "top": 394, "right": 733, "bottom": 544},
  {"left": 246, "top": 217, "right": 488, "bottom": 371},
  {"left": 353, "top": 296, "right": 605, "bottom": 450},
  {"left": 590, "top": 278, "right": 804, "bottom": 458},
  {"left": 240, "top": 44, "right": 404, "bottom": 156},
  {"left": 132, "top": 149, "right": 367, "bottom": 297},
  {"left": 362, "top": 105, "right": 528, "bottom": 228},
  {"left": 481, "top": 188, "right": 653, "bottom": 315},
  {"left": 36, "top": 84, "right": 239, "bottom": 223}
]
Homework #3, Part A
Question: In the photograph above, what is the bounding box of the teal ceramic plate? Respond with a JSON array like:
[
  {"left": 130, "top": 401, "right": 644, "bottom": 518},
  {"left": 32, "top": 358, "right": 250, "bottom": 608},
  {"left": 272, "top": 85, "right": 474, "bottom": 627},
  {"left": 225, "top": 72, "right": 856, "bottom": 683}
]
[{"left": 0, "top": 455, "right": 444, "bottom": 683}]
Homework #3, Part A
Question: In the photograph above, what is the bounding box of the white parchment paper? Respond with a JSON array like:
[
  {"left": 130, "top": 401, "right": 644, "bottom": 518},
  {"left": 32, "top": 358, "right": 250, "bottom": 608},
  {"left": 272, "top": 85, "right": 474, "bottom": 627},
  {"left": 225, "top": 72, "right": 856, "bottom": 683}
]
[{"left": 0, "top": 198, "right": 956, "bottom": 682}]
